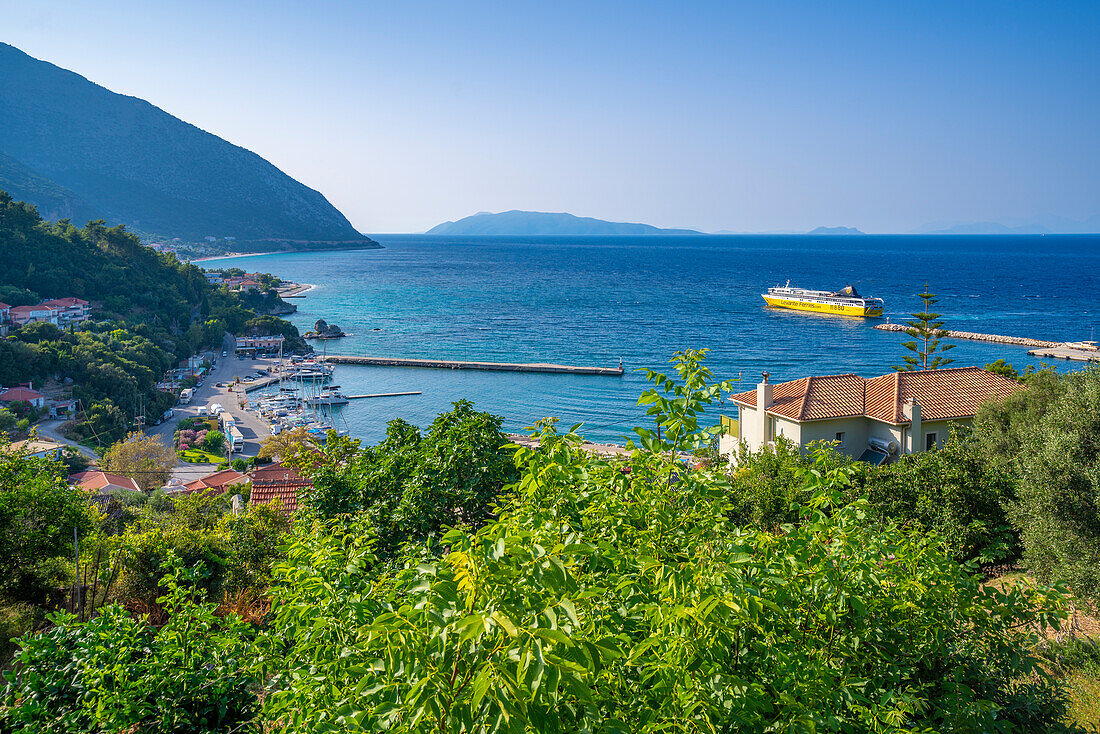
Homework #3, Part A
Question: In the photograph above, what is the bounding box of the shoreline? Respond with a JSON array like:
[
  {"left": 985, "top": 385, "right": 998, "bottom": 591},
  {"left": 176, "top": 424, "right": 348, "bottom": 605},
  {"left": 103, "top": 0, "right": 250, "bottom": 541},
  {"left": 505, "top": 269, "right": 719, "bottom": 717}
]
[
  {"left": 191, "top": 251, "right": 278, "bottom": 263},
  {"left": 279, "top": 282, "right": 315, "bottom": 298}
]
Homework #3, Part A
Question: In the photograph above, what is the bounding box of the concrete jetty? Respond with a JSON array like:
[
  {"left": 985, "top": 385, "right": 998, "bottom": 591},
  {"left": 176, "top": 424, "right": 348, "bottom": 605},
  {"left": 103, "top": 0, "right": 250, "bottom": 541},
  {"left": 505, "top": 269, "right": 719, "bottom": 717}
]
[
  {"left": 326, "top": 355, "right": 625, "bottom": 376},
  {"left": 346, "top": 391, "right": 423, "bottom": 399},
  {"left": 1026, "top": 344, "right": 1100, "bottom": 363},
  {"left": 872, "top": 323, "right": 1060, "bottom": 349}
]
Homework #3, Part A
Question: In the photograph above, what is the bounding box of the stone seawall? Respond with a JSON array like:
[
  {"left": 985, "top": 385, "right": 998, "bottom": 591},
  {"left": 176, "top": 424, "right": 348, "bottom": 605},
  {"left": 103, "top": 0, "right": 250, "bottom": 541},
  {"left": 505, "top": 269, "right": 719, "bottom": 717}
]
[{"left": 872, "top": 323, "right": 1060, "bottom": 349}]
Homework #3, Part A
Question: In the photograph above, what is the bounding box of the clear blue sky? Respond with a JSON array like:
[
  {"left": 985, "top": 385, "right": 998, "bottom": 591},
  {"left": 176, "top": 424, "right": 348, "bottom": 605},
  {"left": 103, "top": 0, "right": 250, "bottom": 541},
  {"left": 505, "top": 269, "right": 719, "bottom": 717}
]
[{"left": 3, "top": 0, "right": 1098, "bottom": 233}]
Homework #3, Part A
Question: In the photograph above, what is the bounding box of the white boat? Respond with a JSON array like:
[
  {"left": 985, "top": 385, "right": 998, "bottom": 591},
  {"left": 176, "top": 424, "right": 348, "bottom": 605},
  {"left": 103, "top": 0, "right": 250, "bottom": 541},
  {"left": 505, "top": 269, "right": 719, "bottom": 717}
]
[{"left": 305, "top": 386, "right": 349, "bottom": 406}]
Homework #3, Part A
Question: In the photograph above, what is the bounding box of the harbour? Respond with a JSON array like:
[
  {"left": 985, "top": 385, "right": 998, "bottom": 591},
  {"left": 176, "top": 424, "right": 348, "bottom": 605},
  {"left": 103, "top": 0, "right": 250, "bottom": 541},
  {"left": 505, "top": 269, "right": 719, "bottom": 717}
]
[
  {"left": 872, "top": 323, "right": 1061, "bottom": 348},
  {"left": 325, "top": 355, "right": 625, "bottom": 376}
]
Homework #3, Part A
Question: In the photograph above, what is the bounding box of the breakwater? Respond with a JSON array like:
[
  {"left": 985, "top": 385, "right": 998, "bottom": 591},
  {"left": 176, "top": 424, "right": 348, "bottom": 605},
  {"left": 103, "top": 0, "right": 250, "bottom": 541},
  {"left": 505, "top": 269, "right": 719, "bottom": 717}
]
[
  {"left": 872, "top": 323, "right": 1059, "bottom": 348},
  {"left": 326, "top": 355, "right": 624, "bottom": 376}
]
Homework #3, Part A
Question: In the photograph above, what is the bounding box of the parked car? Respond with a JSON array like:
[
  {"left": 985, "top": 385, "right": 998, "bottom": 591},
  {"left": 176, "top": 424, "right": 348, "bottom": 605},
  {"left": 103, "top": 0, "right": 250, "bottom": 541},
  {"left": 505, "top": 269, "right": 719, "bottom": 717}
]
[{"left": 222, "top": 351, "right": 228, "bottom": 357}]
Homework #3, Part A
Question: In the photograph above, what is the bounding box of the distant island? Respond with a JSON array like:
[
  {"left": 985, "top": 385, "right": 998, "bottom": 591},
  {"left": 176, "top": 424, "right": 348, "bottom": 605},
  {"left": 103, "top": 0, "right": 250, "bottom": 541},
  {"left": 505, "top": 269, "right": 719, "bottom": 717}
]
[
  {"left": 807, "top": 226, "right": 865, "bottom": 235},
  {"left": 0, "top": 43, "right": 378, "bottom": 253},
  {"left": 426, "top": 210, "right": 701, "bottom": 236}
]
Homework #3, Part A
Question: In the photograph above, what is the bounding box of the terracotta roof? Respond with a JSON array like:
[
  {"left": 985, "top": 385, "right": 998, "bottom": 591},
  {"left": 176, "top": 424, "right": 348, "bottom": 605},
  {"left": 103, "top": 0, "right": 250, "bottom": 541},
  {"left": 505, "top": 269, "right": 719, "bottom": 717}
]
[
  {"left": 730, "top": 367, "right": 1023, "bottom": 424},
  {"left": 866, "top": 368, "right": 1022, "bottom": 422},
  {"left": 69, "top": 470, "right": 140, "bottom": 492},
  {"left": 178, "top": 469, "right": 248, "bottom": 495},
  {"left": 8, "top": 305, "right": 53, "bottom": 315},
  {"left": 249, "top": 463, "right": 310, "bottom": 515},
  {"left": 0, "top": 302, "right": 10, "bottom": 309},
  {"left": 39, "top": 297, "right": 89, "bottom": 308},
  {"left": 0, "top": 387, "right": 46, "bottom": 401}
]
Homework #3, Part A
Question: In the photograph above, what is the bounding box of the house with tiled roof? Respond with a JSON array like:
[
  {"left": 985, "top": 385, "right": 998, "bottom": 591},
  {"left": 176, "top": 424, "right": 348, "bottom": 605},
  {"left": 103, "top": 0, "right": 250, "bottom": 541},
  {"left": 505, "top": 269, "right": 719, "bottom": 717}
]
[
  {"left": 249, "top": 462, "right": 311, "bottom": 515},
  {"left": 0, "top": 385, "right": 47, "bottom": 408},
  {"left": 0, "top": 302, "right": 10, "bottom": 336},
  {"left": 38, "top": 297, "right": 90, "bottom": 324},
  {"left": 5, "top": 437, "right": 66, "bottom": 460},
  {"left": 69, "top": 470, "right": 141, "bottom": 493},
  {"left": 172, "top": 469, "right": 250, "bottom": 496},
  {"left": 9, "top": 304, "right": 59, "bottom": 326},
  {"left": 720, "top": 367, "right": 1024, "bottom": 464}
]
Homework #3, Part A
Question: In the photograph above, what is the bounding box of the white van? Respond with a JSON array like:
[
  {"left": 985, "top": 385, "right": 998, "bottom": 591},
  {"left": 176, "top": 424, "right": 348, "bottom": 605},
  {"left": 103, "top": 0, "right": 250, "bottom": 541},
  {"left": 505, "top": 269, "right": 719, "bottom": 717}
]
[{"left": 197, "top": 406, "right": 208, "bottom": 417}]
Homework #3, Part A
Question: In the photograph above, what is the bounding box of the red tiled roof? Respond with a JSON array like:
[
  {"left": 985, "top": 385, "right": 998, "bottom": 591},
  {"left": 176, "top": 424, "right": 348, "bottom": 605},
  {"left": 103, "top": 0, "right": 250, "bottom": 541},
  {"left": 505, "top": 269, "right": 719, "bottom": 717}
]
[
  {"left": 0, "top": 302, "right": 10, "bottom": 310},
  {"left": 0, "top": 387, "right": 45, "bottom": 401},
  {"left": 39, "top": 297, "right": 89, "bottom": 308},
  {"left": 250, "top": 481, "right": 305, "bottom": 514},
  {"left": 249, "top": 463, "right": 310, "bottom": 515},
  {"left": 178, "top": 469, "right": 248, "bottom": 495},
  {"left": 69, "top": 470, "right": 141, "bottom": 492},
  {"left": 729, "top": 367, "right": 1023, "bottom": 424},
  {"left": 9, "top": 305, "right": 52, "bottom": 315}
]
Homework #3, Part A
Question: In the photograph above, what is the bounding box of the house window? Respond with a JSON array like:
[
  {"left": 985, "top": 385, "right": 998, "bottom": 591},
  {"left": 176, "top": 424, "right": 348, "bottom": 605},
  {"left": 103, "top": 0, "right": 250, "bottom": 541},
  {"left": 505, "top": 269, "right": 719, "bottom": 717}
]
[
  {"left": 925, "top": 432, "right": 938, "bottom": 451},
  {"left": 834, "top": 431, "right": 845, "bottom": 447}
]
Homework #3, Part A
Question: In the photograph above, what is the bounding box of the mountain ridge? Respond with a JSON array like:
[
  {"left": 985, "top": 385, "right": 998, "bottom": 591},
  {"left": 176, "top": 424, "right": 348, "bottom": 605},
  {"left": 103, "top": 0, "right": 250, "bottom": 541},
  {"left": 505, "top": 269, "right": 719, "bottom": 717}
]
[
  {"left": 427, "top": 210, "right": 701, "bottom": 236},
  {"left": 0, "top": 43, "right": 378, "bottom": 251}
]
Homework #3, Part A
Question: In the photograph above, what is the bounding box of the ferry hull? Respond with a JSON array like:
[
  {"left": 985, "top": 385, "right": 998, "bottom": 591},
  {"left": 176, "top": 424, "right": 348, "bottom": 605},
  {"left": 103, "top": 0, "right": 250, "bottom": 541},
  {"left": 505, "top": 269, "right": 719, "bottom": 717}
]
[{"left": 763, "top": 295, "right": 883, "bottom": 318}]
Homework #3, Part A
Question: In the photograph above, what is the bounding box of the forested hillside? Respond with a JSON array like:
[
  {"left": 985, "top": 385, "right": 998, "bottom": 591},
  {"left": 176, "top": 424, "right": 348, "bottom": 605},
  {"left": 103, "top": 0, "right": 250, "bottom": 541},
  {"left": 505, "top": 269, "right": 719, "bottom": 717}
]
[
  {"left": 0, "top": 190, "right": 303, "bottom": 441},
  {"left": 0, "top": 43, "right": 378, "bottom": 249}
]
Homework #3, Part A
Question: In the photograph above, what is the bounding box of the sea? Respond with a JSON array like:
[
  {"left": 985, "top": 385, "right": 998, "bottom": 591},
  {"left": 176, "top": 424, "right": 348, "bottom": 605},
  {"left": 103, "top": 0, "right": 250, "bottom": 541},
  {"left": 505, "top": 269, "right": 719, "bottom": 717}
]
[{"left": 213, "top": 234, "right": 1100, "bottom": 445}]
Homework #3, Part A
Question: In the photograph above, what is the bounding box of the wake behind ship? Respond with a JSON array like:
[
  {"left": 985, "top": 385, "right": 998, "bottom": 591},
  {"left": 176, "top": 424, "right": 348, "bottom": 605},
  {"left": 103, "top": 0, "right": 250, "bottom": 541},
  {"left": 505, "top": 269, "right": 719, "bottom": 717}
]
[{"left": 762, "top": 282, "right": 885, "bottom": 317}]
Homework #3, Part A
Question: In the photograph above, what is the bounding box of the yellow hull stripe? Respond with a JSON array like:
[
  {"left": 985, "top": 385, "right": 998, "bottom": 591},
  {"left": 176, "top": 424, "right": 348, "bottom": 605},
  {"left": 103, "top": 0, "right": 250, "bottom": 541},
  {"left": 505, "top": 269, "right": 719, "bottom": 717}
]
[{"left": 763, "top": 295, "right": 883, "bottom": 317}]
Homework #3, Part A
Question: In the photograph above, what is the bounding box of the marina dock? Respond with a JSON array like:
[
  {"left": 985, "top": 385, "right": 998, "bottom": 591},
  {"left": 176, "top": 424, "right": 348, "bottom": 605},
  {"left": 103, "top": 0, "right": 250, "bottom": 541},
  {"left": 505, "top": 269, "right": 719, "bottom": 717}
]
[
  {"left": 874, "top": 324, "right": 1100, "bottom": 363},
  {"left": 1026, "top": 344, "right": 1100, "bottom": 363},
  {"left": 346, "top": 391, "right": 423, "bottom": 399},
  {"left": 872, "top": 323, "right": 1060, "bottom": 348},
  {"left": 325, "top": 355, "right": 625, "bottom": 376}
]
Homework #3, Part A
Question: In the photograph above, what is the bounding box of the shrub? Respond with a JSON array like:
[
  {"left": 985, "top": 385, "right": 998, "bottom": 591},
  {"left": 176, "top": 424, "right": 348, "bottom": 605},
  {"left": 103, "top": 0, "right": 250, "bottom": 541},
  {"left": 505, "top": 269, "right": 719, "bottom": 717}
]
[
  {"left": 1009, "top": 367, "right": 1100, "bottom": 607},
  {"left": 263, "top": 353, "right": 1079, "bottom": 732},
  {"left": 861, "top": 427, "right": 1018, "bottom": 564},
  {"left": 203, "top": 430, "right": 225, "bottom": 453},
  {"left": 266, "top": 431, "right": 1076, "bottom": 732},
  {"left": 1, "top": 557, "right": 262, "bottom": 732}
]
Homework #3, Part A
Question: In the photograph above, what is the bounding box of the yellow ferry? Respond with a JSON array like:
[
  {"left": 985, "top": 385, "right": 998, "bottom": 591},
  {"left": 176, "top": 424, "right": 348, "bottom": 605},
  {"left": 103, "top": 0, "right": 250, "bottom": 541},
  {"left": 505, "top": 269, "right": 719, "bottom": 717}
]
[{"left": 762, "top": 282, "right": 885, "bottom": 317}]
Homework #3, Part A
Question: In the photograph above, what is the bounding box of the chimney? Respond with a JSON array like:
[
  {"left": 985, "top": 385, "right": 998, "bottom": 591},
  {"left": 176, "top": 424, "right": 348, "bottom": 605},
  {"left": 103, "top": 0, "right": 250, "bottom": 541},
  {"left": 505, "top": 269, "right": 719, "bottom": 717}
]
[
  {"left": 756, "top": 371, "right": 774, "bottom": 448},
  {"left": 758, "top": 371, "right": 774, "bottom": 410},
  {"left": 903, "top": 400, "right": 921, "bottom": 454}
]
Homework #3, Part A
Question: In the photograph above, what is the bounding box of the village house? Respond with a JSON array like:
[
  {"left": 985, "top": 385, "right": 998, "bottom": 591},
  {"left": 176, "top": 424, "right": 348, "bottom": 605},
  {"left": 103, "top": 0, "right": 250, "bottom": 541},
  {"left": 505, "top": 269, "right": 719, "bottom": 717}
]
[
  {"left": 0, "top": 385, "right": 47, "bottom": 409},
  {"left": 235, "top": 335, "right": 285, "bottom": 356},
  {"left": 38, "top": 297, "right": 91, "bottom": 325},
  {"left": 69, "top": 470, "right": 141, "bottom": 493},
  {"left": 171, "top": 469, "right": 250, "bottom": 496},
  {"left": 235, "top": 279, "right": 262, "bottom": 293},
  {"left": 9, "top": 304, "right": 59, "bottom": 326},
  {"left": 5, "top": 437, "right": 66, "bottom": 460},
  {"left": 249, "top": 462, "right": 311, "bottom": 516},
  {"left": 0, "top": 302, "right": 10, "bottom": 336},
  {"left": 719, "top": 366, "right": 1023, "bottom": 465}
]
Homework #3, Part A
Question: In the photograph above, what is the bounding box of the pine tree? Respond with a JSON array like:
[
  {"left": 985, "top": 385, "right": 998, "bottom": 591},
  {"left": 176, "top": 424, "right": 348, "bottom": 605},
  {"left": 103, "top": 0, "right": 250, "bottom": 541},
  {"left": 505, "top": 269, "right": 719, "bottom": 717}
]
[{"left": 894, "top": 286, "right": 955, "bottom": 371}]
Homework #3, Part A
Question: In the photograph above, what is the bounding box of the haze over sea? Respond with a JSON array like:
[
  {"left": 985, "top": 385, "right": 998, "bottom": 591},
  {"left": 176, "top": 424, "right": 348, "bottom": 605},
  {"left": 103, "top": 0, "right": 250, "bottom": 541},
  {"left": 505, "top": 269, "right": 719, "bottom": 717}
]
[{"left": 216, "top": 234, "right": 1100, "bottom": 444}]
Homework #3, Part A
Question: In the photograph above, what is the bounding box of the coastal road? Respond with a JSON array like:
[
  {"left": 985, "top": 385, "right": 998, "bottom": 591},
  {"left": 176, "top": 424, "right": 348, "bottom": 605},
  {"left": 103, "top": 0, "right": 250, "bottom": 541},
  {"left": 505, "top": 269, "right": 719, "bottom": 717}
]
[
  {"left": 145, "top": 334, "right": 277, "bottom": 485},
  {"left": 37, "top": 420, "right": 99, "bottom": 459}
]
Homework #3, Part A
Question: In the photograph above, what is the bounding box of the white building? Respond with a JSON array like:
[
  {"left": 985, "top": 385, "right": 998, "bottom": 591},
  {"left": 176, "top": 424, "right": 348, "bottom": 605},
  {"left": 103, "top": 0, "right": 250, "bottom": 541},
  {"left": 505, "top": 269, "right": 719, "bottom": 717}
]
[
  {"left": 719, "top": 367, "right": 1024, "bottom": 465},
  {"left": 38, "top": 298, "right": 91, "bottom": 324}
]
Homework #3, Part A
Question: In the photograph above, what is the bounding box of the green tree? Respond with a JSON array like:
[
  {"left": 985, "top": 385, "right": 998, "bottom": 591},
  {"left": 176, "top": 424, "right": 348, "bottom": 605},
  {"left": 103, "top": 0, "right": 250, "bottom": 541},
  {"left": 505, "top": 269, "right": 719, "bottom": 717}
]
[
  {"left": 1009, "top": 366, "right": 1100, "bottom": 606},
  {"left": 985, "top": 358, "right": 1020, "bottom": 380},
  {"left": 203, "top": 430, "right": 226, "bottom": 454},
  {"left": 893, "top": 285, "right": 956, "bottom": 371},
  {"left": 295, "top": 402, "right": 519, "bottom": 556},
  {"left": 0, "top": 447, "right": 96, "bottom": 606},
  {"left": 100, "top": 432, "right": 176, "bottom": 492},
  {"left": 264, "top": 356, "right": 1077, "bottom": 733}
]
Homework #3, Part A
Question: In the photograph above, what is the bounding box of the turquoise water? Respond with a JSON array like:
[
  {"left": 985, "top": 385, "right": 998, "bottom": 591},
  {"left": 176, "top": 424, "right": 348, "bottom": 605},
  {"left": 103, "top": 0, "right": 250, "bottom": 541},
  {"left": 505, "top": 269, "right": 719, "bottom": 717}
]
[{"left": 215, "top": 234, "right": 1100, "bottom": 444}]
